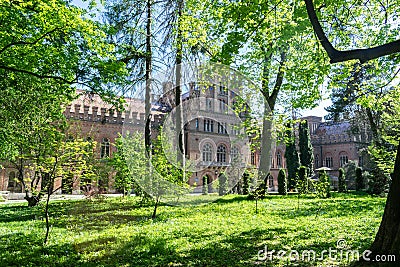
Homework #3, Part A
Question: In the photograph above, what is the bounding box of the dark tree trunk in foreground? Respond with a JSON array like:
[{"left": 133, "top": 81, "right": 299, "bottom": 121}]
[{"left": 363, "top": 144, "right": 400, "bottom": 263}]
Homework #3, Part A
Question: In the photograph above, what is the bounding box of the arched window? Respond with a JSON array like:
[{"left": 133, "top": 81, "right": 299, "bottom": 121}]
[
  {"left": 217, "top": 144, "right": 227, "bottom": 163},
  {"left": 276, "top": 151, "right": 282, "bottom": 168},
  {"left": 268, "top": 175, "right": 274, "bottom": 188},
  {"left": 230, "top": 146, "right": 240, "bottom": 162},
  {"left": 325, "top": 153, "right": 333, "bottom": 168},
  {"left": 339, "top": 152, "right": 349, "bottom": 167},
  {"left": 7, "top": 171, "right": 16, "bottom": 189},
  {"left": 202, "top": 143, "right": 213, "bottom": 162},
  {"left": 101, "top": 138, "right": 110, "bottom": 158},
  {"left": 315, "top": 154, "right": 319, "bottom": 168}
]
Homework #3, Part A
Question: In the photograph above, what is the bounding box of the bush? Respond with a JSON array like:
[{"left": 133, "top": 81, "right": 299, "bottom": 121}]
[
  {"left": 202, "top": 176, "right": 208, "bottom": 195},
  {"left": 315, "top": 170, "right": 330, "bottom": 198},
  {"left": 355, "top": 167, "right": 364, "bottom": 191},
  {"left": 297, "top": 166, "right": 309, "bottom": 194},
  {"left": 338, "top": 168, "right": 347, "bottom": 193},
  {"left": 277, "top": 169, "right": 287, "bottom": 195},
  {"left": 218, "top": 173, "right": 227, "bottom": 196},
  {"left": 368, "top": 170, "right": 388, "bottom": 196},
  {"left": 242, "top": 172, "right": 249, "bottom": 195}
]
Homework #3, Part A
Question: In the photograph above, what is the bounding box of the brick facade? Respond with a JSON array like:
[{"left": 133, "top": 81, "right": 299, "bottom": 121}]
[{"left": 1, "top": 93, "right": 370, "bottom": 195}]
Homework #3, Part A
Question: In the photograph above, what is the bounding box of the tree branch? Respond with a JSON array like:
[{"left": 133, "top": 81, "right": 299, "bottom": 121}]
[
  {"left": 304, "top": 0, "right": 400, "bottom": 63},
  {"left": 0, "top": 65, "right": 76, "bottom": 84},
  {"left": 0, "top": 27, "right": 63, "bottom": 55}
]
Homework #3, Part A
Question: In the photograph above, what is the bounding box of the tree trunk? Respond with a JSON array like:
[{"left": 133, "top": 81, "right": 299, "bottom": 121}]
[
  {"left": 144, "top": 0, "right": 152, "bottom": 157},
  {"left": 43, "top": 189, "right": 51, "bottom": 244},
  {"left": 152, "top": 197, "right": 159, "bottom": 219},
  {"left": 363, "top": 143, "right": 400, "bottom": 264},
  {"left": 175, "top": 0, "right": 185, "bottom": 176},
  {"left": 25, "top": 195, "right": 40, "bottom": 207}
]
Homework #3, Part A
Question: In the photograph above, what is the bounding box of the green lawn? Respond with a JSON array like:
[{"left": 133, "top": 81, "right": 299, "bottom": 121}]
[{"left": 0, "top": 193, "right": 385, "bottom": 266}]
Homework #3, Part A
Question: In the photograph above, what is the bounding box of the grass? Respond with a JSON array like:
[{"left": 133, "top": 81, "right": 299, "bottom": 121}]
[{"left": 0, "top": 192, "right": 386, "bottom": 266}]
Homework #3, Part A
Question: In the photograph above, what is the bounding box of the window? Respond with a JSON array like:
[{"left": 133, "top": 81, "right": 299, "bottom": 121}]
[
  {"left": 101, "top": 138, "right": 110, "bottom": 158},
  {"left": 270, "top": 155, "right": 274, "bottom": 168},
  {"left": 251, "top": 152, "right": 256, "bottom": 165},
  {"left": 217, "top": 145, "right": 227, "bottom": 163},
  {"left": 230, "top": 124, "right": 240, "bottom": 135},
  {"left": 315, "top": 154, "right": 319, "bottom": 168},
  {"left": 359, "top": 156, "right": 364, "bottom": 167},
  {"left": 204, "top": 119, "right": 214, "bottom": 132},
  {"left": 202, "top": 143, "right": 213, "bottom": 162},
  {"left": 218, "top": 122, "right": 227, "bottom": 134},
  {"left": 206, "top": 98, "right": 213, "bottom": 111},
  {"left": 219, "top": 99, "right": 227, "bottom": 112},
  {"left": 325, "top": 157, "right": 333, "bottom": 168},
  {"left": 195, "top": 118, "right": 199, "bottom": 130},
  {"left": 268, "top": 175, "right": 274, "bottom": 188},
  {"left": 276, "top": 151, "right": 282, "bottom": 168},
  {"left": 340, "top": 155, "right": 349, "bottom": 167},
  {"left": 230, "top": 146, "right": 240, "bottom": 162},
  {"left": 7, "top": 171, "right": 16, "bottom": 188},
  {"left": 219, "top": 85, "right": 227, "bottom": 96}
]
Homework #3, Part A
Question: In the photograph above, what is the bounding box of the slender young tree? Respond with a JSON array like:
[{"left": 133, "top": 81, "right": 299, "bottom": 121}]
[
  {"left": 338, "top": 168, "right": 347, "bottom": 193},
  {"left": 299, "top": 120, "right": 314, "bottom": 176},
  {"left": 277, "top": 169, "right": 287, "bottom": 195},
  {"left": 285, "top": 125, "right": 300, "bottom": 191}
]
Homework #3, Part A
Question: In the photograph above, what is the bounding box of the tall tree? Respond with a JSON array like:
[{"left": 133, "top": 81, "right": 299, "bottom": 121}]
[
  {"left": 298, "top": 120, "right": 314, "bottom": 175},
  {"left": 303, "top": 0, "right": 400, "bottom": 261},
  {"left": 0, "top": 0, "right": 127, "bottom": 205},
  {"left": 277, "top": 169, "right": 287, "bottom": 195},
  {"left": 284, "top": 125, "right": 300, "bottom": 190},
  {"left": 195, "top": 0, "right": 328, "bottom": 185}
]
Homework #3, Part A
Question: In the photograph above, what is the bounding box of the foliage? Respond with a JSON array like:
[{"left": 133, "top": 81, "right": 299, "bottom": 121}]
[
  {"left": 338, "top": 168, "right": 347, "bottom": 193},
  {"left": 277, "top": 169, "right": 287, "bottom": 195},
  {"left": 315, "top": 170, "right": 330, "bottom": 199},
  {"left": 284, "top": 126, "right": 300, "bottom": 191},
  {"left": 298, "top": 120, "right": 314, "bottom": 176},
  {"left": 109, "top": 133, "right": 138, "bottom": 196},
  {"left": 218, "top": 173, "right": 227, "bottom": 196},
  {"left": 356, "top": 167, "right": 364, "bottom": 191},
  {"left": 344, "top": 161, "right": 358, "bottom": 190},
  {"left": 297, "top": 166, "right": 309, "bottom": 195},
  {"left": 242, "top": 172, "right": 249, "bottom": 195},
  {"left": 367, "top": 170, "right": 389, "bottom": 196},
  {"left": 149, "top": 134, "right": 189, "bottom": 218},
  {"left": 201, "top": 176, "right": 208, "bottom": 195}
]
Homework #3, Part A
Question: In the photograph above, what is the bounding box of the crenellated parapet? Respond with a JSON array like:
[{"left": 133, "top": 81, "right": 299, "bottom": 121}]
[{"left": 64, "top": 104, "right": 164, "bottom": 127}]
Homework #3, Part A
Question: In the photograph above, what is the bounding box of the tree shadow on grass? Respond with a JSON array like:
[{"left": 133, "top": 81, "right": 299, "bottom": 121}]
[
  {"left": 73, "top": 228, "right": 320, "bottom": 267},
  {"left": 0, "top": 204, "right": 42, "bottom": 223},
  {"left": 0, "top": 232, "right": 82, "bottom": 267}
]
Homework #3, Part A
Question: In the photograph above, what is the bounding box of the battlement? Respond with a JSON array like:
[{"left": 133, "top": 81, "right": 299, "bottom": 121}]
[{"left": 63, "top": 104, "right": 164, "bottom": 126}]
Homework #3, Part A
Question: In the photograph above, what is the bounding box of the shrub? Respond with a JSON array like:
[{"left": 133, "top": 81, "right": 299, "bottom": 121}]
[
  {"left": 338, "top": 168, "right": 347, "bottom": 193},
  {"left": 355, "top": 167, "right": 364, "bottom": 191},
  {"left": 242, "top": 172, "right": 249, "bottom": 195},
  {"left": 218, "top": 173, "right": 227, "bottom": 196},
  {"left": 277, "top": 169, "right": 287, "bottom": 195},
  {"left": 297, "top": 166, "right": 309, "bottom": 194},
  {"left": 315, "top": 170, "right": 330, "bottom": 198}
]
